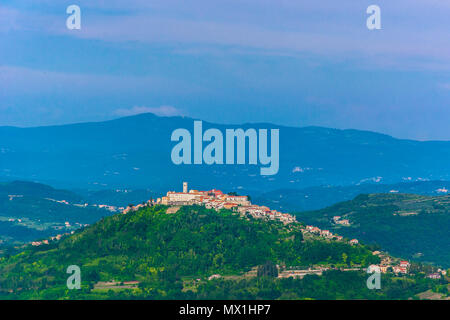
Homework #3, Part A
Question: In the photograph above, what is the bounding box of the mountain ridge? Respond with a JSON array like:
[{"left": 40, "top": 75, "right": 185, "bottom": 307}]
[
  {"left": 4, "top": 113, "right": 449, "bottom": 143},
  {"left": 1, "top": 113, "right": 449, "bottom": 192}
]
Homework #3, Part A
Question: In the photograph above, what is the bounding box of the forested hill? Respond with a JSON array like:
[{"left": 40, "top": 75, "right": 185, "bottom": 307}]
[
  {"left": 0, "top": 205, "right": 442, "bottom": 300},
  {"left": 295, "top": 194, "right": 450, "bottom": 268}
]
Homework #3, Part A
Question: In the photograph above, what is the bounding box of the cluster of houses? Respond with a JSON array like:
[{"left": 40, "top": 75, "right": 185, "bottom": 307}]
[
  {"left": 392, "top": 261, "right": 411, "bottom": 274},
  {"left": 31, "top": 231, "right": 74, "bottom": 247},
  {"left": 427, "top": 272, "right": 444, "bottom": 279},
  {"left": 44, "top": 196, "right": 124, "bottom": 213},
  {"left": 304, "top": 225, "right": 359, "bottom": 244},
  {"left": 7, "top": 195, "right": 23, "bottom": 201},
  {"left": 368, "top": 260, "right": 411, "bottom": 275},
  {"left": 72, "top": 202, "right": 124, "bottom": 213},
  {"left": 363, "top": 250, "right": 411, "bottom": 275},
  {"left": 332, "top": 216, "right": 351, "bottom": 226},
  {"left": 147, "top": 182, "right": 297, "bottom": 224},
  {"left": 94, "top": 204, "right": 124, "bottom": 212},
  {"left": 368, "top": 254, "right": 444, "bottom": 278},
  {"left": 367, "top": 260, "right": 444, "bottom": 278}
]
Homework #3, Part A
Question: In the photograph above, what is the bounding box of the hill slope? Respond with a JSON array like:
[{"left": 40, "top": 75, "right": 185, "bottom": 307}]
[
  {"left": 1, "top": 113, "right": 449, "bottom": 192},
  {"left": 295, "top": 194, "right": 450, "bottom": 267},
  {"left": 0, "top": 181, "right": 112, "bottom": 245},
  {"left": 0, "top": 181, "right": 82, "bottom": 202},
  {"left": 0, "top": 205, "right": 412, "bottom": 300},
  {"left": 0, "top": 205, "right": 444, "bottom": 300}
]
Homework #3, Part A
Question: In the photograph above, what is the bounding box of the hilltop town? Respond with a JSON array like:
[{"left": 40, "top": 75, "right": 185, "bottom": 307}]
[
  {"left": 28, "top": 182, "right": 448, "bottom": 282},
  {"left": 120, "top": 182, "right": 448, "bottom": 280},
  {"left": 124, "top": 182, "right": 296, "bottom": 224}
]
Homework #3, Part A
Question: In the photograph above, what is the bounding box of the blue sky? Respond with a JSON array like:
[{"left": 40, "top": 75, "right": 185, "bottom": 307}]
[{"left": 0, "top": 0, "right": 449, "bottom": 140}]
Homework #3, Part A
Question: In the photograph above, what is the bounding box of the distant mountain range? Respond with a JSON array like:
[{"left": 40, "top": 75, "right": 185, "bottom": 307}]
[{"left": 1, "top": 113, "right": 449, "bottom": 192}]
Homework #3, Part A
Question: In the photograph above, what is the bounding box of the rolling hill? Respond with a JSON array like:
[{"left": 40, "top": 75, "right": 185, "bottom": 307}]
[
  {"left": 0, "top": 180, "right": 83, "bottom": 203},
  {"left": 294, "top": 193, "right": 450, "bottom": 267},
  {"left": 0, "top": 181, "right": 113, "bottom": 245},
  {"left": 0, "top": 205, "right": 440, "bottom": 300}
]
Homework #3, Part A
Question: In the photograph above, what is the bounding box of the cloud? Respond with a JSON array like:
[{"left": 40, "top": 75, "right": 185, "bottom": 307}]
[
  {"left": 2, "top": 1, "right": 450, "bottom": 70},
  {"left": 113, "top": 105, "right": 184, "bottom": 117}
]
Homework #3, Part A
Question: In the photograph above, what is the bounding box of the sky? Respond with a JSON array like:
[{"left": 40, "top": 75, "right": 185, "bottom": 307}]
[{"left": 0, "top": 0, "right": 449, "bottom": 140}]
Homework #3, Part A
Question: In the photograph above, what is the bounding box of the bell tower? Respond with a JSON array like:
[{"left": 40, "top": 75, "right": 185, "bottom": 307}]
[{"left": 183, "top": 182, "right": 188, "bottom": 193}]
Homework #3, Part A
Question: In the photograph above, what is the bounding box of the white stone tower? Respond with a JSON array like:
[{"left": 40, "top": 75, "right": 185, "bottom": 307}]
[{"left": 183, "top": 182, "right": 188, "bottom": 193}]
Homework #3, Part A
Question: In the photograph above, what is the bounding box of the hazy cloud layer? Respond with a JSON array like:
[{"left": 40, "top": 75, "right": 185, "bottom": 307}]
[
  {"left": 2, "top": 1, "right": 449, "bottom": 68},
  {"left": 0, "top": 1, "right": 449, "bottom": 139}
]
